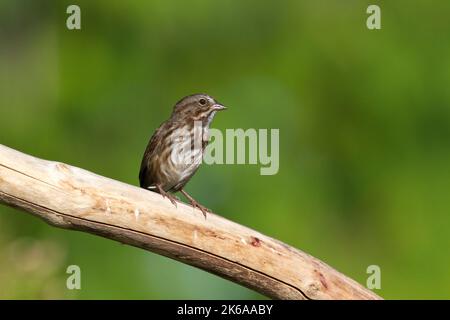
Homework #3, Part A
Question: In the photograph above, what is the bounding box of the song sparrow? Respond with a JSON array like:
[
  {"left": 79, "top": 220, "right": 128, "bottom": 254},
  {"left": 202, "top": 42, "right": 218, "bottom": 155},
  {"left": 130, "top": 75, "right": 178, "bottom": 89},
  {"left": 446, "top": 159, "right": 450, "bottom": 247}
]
[{"left": 139, "top": 94, "right": 226, "bottom": 218}]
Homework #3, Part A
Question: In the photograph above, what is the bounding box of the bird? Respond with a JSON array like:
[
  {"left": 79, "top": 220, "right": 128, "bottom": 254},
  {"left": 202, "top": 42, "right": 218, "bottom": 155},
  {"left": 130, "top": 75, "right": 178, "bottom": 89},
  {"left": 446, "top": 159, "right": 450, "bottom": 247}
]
[{"left": 139, "top": 94, "right": 226, "bottom": 218}]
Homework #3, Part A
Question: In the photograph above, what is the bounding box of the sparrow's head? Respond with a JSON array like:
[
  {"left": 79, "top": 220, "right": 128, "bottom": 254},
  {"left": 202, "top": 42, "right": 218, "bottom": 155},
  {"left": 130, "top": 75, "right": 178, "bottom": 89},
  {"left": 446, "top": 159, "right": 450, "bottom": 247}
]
[{"left": 171, "top": 93, "right": 226, "bottom": 124}]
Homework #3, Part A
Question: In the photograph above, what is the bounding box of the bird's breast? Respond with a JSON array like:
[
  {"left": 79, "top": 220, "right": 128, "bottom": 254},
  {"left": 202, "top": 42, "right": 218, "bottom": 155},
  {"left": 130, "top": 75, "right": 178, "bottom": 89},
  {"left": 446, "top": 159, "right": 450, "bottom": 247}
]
[{"left": 159, "top": 124, "right": 205, "bottom": 190}]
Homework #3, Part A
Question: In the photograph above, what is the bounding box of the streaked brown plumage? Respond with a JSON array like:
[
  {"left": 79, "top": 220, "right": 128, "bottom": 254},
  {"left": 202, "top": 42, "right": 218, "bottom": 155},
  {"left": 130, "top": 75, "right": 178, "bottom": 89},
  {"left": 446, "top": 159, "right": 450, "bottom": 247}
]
[{"left": 139, "top": 94, "right": 226, "bottom": 218}]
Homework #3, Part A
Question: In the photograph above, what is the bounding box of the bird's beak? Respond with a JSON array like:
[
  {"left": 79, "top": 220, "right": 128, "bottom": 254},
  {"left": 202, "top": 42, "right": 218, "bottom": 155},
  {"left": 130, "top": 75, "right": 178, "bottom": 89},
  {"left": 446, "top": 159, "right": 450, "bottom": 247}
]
[{"left": 212, "top": 103, "right": 227, "bottom": 111}]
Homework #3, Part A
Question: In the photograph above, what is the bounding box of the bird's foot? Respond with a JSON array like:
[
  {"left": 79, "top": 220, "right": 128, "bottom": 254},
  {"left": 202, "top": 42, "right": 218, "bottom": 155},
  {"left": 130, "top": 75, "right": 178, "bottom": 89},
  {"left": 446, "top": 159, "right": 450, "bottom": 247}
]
[
  {"left": 190, "top": 200, "right": 211, "bottom": 219},
  {"left": 156, "top": 185, "right": 178, "bottom": 208},
  {"left": 165, "top": 193, "right": 178, "bottom": 207},
  {"left": 180, "top": 189, "right": 210, "bottom": 219}
]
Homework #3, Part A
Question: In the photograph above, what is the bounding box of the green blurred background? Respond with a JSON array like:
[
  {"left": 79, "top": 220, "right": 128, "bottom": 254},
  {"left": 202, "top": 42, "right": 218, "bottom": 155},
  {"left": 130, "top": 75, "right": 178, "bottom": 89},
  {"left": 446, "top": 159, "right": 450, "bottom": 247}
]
[{"left": 1, "top": 0, "right": 450, "bottom": 299}]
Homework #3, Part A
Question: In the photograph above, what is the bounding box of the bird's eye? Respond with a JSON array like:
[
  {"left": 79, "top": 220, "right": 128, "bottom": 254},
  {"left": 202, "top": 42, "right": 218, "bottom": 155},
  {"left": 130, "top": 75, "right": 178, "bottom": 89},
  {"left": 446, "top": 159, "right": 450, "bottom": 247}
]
[{"left": 199, "top": 98, "right": 207, "bottom": 105}]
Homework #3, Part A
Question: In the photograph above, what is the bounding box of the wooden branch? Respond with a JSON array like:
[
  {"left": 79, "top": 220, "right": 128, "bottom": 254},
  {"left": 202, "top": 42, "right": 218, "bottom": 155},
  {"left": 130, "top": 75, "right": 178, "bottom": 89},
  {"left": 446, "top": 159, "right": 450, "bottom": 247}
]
[{"left": 0, "top": 144, "right": 381, "bottom": 300}]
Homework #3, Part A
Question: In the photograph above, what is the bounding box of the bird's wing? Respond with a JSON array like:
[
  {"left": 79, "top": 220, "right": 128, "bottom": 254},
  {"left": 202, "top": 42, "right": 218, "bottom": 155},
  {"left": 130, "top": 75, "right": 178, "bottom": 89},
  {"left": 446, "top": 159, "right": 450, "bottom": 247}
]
[{"left": 139, "top": 123, "right": 164, "bottom": 188}]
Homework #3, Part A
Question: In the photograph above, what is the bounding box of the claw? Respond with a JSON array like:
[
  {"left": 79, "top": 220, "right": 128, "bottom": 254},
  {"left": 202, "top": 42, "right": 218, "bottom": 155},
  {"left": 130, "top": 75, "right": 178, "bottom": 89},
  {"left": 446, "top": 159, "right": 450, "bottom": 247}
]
[
  {"left": 180, "top": 189, "right": 211, "bottom": 219},
  {"left": 197, "top": 205, "right": 208, "bottom": 219},
  {"left": 191, "top": 202, "right": 210, "bottom": 219},
  {"left": 155, "top": 184, "right": 178, "bottom": 208},
  {"left": 168, "top": 195, "right": 178, "bottom": 207}
]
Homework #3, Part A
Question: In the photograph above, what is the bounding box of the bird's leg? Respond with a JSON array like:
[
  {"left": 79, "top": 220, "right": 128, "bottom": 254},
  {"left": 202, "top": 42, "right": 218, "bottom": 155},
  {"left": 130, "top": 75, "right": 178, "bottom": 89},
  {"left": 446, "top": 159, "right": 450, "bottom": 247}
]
[
  {"left": 155, "top": 184, "right": 177, "bottom": 207},
  {"left": 180, "top": 189, "right": 210, "bottom": 219}
]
